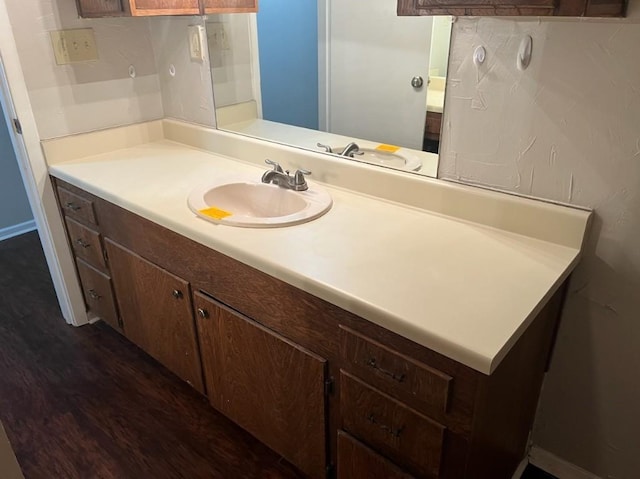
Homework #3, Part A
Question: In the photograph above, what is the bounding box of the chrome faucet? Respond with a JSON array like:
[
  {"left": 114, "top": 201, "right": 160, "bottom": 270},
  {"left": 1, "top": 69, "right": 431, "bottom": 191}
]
[
  {"left": 261, "top": 159, "right": 311, "bottom": 191},
  {"left": 317, "top": 142, "right": 363, "bottom": 158},
  {"left": 339, "top": 142, "right": 362, "bottom": 158}
]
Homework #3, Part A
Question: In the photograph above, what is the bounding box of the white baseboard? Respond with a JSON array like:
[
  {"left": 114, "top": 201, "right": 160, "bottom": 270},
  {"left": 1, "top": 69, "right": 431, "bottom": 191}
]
[
  {"left": 512, "top": 457, "right": 529, "bottom": 478},
  {"left": 0, "top": 219, "right": 36, "bottom": 241},
  {"left": 529, "top": 446, "right": 602, "bottom": 479}
]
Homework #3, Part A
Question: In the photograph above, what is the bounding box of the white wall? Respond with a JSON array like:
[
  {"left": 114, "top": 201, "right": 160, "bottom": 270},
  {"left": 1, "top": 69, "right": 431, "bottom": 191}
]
[
  {"left": 440, "top": 3, "right": 640, "bottom": 477},
  {"left": 207, "top": 15, "right": 256, "bottom": 108},
  {"left": 0, "top": 101, "right": 31, "bottom": 231},
  {"left": 149, "top": 16, "right": 216, "bottom": 127},
  {"left": 429, "top": 16, "right": 452, "bottom": 77},
  {"left": 5, "top": 0, "right": 163, "bottom": 139}
]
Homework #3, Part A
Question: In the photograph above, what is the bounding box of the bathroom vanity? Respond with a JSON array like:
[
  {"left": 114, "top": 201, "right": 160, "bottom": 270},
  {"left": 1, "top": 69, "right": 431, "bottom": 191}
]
[{"left": 45, "top": 120, "right": 591, "bottom": 478}]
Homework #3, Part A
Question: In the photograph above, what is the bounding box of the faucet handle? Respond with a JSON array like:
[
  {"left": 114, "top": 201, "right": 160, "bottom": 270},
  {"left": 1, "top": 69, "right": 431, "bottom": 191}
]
[
  {"left": 265, "top": 158, "right": 284, "bottom": 173},
  {"left": 317, "top": 143, "right": 333, "bottom": 153},
  {"left": 293, "top": 169, "right": 311, "bottom": 191}
]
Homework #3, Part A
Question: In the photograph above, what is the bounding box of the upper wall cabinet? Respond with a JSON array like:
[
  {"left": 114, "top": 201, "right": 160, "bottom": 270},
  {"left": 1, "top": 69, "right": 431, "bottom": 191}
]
[
  {"left": 397, "top": 0, "right": 627, "bottom": 17},
  {"left": 203, "top": 0, "right": 258, "bottom": 14},
  {"left": 129, "top": 0, "right": 201, "bottom": 16},
  {"left": 75, "top": 0, "right": 257, "bottom": 18}
]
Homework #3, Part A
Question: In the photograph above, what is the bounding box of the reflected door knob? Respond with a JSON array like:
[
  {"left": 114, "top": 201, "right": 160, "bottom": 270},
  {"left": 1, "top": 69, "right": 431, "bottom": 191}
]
[{"left": 411, "top": 76, "right": 424, "bottom": 88}]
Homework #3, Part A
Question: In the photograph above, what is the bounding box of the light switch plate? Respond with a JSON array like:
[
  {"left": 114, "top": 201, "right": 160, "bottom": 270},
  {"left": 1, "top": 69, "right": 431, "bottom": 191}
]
[
  {"left": 207, "top": 23, "right": 230, "bottom": 52},
  {"left": 50, "top": 28, "right": 98, "bottom": 65},
  {"left": 188, "top": 25, "right": 205, "bottom": 63}
]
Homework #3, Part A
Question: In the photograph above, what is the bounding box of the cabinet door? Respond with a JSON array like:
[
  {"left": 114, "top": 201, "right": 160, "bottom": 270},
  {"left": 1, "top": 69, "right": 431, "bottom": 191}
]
[
  {"left": 105, "top": 239, "right": 204, "bottom": 393},
  {"left": 76, "top": 0, "right": 127, "bottom": 17},
  {"left": 203, "top": 0, "right": 258, "bottom": 14},
  {"left": 194, "top": 292, "right": 326, "bottom": 478},
  {"left": 129, "top": 0, "right": 200, "bottom": 16}
]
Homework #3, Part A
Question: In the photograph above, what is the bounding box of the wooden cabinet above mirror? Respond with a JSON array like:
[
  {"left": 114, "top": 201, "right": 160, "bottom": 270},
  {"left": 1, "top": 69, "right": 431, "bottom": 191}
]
[
  {"left": 75, "top": 0, "right": 257, "bottom": 18},
  {"left": 397, "top": 0, "right": 626, "bottom": 17}
]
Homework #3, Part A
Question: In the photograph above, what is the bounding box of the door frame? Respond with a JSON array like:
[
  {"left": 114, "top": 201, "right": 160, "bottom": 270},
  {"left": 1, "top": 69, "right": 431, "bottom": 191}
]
[{"left": 0, "top": 3, "right": 87, "bottom": 327}]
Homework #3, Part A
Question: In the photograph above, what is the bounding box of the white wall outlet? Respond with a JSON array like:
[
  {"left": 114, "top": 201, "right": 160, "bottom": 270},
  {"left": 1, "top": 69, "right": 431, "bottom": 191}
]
[
  {"left": 50, "top": 28, "right": 98, "bottom": 65},
  {"left": 188, "top": 25, "right": 205, "bottom": 63}
]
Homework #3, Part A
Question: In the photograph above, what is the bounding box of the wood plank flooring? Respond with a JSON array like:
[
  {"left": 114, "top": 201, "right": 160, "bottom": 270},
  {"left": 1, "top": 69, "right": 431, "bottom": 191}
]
[{"left": 0, "top": 231, "right": 303, "bottom": 479}]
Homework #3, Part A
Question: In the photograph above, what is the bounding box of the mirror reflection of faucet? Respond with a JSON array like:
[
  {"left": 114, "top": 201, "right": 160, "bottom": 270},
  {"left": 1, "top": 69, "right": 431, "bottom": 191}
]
[{"left": 317, "top": 142, "right": 364, "bottom": 158}]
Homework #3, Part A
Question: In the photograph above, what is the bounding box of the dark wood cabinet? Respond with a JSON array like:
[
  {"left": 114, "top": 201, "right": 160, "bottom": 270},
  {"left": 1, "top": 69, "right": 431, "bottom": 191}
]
[
  {"left": 105, "top": 239, "right": 205, "bottom": 393},
  {"left": 52, "top": 176, "right": 568, "bottom": 479},
  {"left": 203, "top": 0, "right": 258, "bottom": 14},
  {"left": 194, "top": 292, "right": 327, "bottom": 479},
  {"left": 128, "top": 0, "right": 200, "bottom": 16},
  {"left": 338, "top": 431, "right": 415, "bottom": 479},
  {"left": 75, "top": 0, "right": 257, "bottom": 17},
  {"left": 76, "top": 259, "right": 121, "bottom": 332},
  {"left": 76, "top": 0, "right": 129, "bottom": 17},
  {"left": 397, "top": 0, "right": 626, "bottom": 17}
]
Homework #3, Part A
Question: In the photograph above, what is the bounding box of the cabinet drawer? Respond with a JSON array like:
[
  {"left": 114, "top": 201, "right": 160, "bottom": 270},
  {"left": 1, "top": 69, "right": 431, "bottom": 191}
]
[
  {"left": 76, "top": 259, "right": 120, "bottom": 331},
  {"left": 57, "top": 186, "right": 97, "bottom": 226},
  {"left": 338, "top": 430, "right": 414, "bottom": 479},
  {"left": 65, "top": 217, "right": 107, "bottom": 270},
  {"left": 340, "top": 326, "right": 452, "bottom": 416},
  {"left": 341, "top": 371, "right": 445, "bottom": 478}
]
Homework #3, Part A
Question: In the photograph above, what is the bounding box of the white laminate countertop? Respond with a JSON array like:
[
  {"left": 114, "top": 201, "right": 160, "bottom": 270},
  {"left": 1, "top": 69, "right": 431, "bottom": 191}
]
[{"left": 46, "top": 122, "right": 589, "bottom": 375}]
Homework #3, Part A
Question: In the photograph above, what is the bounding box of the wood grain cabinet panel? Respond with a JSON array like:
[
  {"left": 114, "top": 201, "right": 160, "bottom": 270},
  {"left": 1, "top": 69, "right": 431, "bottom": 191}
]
[
  {"left": 397, "top": 0, "right": 626, "bottom": 16},
  {"left": 65, "top": 217, "right": 107, "bottom": 270},
  {"left": 57, "top": 186, "right": 98, "bottom": 226},
  {"left": 338, "top": 431, "right": 415, "bottom": 479},
  {"left": 105, "top": 239, "right": 204, "bottom": 393},
  {"left": 76, "top": 259, "right": 121, "bottom": 332},
  {"left": 129, "top": 0, "right": 200, "bottom": 15},
  {"left": 203, "top": 0, "right": 258, "bottom": 13},
  {"left": 340, "top": 326, "right": 452, "bottom": 416},
  {"left": 341, "top": 371, "right": 446, "bottom": 478},
  {"left": 76, "top": 0, "right": 128, "bottom": 17},
  {"left": 194, "top": 291, "right": 327, "bottom": 479}
]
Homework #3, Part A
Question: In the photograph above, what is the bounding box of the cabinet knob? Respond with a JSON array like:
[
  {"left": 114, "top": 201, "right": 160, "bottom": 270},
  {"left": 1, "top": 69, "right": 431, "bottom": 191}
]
[
  {"left": 75, "top": 238, "right": 91, "bottom": 248},
  {"left": 88, "top": 289, "right": 101, "bottom": 300},
  {"left": 172, "top": 289, "right": 183, "bottom": 299},
  {"left": 66, "top": 202, "right": 81, "bottom": 211},
  {"left": 197, "top": 308, "right": 209, "bottom": 319}
]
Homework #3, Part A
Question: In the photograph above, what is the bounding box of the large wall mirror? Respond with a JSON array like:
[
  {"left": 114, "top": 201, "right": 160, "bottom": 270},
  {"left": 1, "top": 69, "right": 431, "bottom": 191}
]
[{"left": 205, "top": 1, "right": 451, "bottom": 178}]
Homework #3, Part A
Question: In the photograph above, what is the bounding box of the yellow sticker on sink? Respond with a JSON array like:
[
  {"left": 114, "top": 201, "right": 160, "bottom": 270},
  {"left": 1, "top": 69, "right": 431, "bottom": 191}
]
[
  {"left": 376, "top": 144, "right": 400, "bottom": 153},
  {"left": 199, "top": 206, "right": 233, "bottom": 220}
]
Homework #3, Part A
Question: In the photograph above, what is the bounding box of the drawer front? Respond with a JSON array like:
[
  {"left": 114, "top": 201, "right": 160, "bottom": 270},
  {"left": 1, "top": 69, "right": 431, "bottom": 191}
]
[
  {"left": 57, "top": 186, "right": 97, "bottom": 226},
  {"left": 76, "top": 259, "right": 120, "bottom": 331},
  {"left": 65, "top": 217, "right": 107, "bottom": 270},
  {"left": 340, "top": 326, "right": 452, "bottom": 415},
  {"left": 338, "top": 430, "right": 414, "bottom": 479},
  {"left": 341, "top": 371, "right": 445, "bottom": 478}
]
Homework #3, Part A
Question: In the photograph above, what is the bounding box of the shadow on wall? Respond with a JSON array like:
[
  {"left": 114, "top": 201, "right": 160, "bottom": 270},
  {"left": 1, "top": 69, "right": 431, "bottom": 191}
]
[
  {"left": 0, "top": 101, "right": 32, "bottom": 232},
  {"left": 536, "top": 205, "right": 640, "bottom": 474}
]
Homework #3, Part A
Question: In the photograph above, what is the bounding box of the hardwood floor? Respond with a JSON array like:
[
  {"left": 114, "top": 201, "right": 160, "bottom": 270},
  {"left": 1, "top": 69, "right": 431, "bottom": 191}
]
[{"left": 0, "top": 231, "right": 303, "bottom": 479}]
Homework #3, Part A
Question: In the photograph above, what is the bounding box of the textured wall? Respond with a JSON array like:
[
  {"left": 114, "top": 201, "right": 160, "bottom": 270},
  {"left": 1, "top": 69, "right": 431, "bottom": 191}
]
[
  {"left": 5, "top": 0, "right": 163, "bottom": 139},
  {"left": 440, "top": 3, "right": 640, "bottom": 477},
  {"left": 149, "top": 16, "right": 215, "bottom": 127},
  {"left": 0, "top": 102, "right": 32, "bottom": 230}
]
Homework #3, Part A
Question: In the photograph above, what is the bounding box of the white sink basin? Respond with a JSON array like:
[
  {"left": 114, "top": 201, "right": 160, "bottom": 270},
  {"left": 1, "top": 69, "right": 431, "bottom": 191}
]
[
  {"left": 188, "top": 177, "right": 332, "bottom": 228},
  {"left": 335, "top": 146, "right": 422, "bottom": 171}
]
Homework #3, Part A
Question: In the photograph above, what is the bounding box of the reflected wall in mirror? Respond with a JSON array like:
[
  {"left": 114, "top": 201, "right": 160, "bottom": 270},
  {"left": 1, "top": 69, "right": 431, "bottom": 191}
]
[{"left": 206, "top": 1, "right": 452, "bottom": 178}]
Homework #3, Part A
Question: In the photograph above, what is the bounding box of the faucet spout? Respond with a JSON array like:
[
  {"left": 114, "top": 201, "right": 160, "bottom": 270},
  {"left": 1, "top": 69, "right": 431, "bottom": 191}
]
[{"left": 339, "top": 142, "right": 362, "bottom": 158}]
